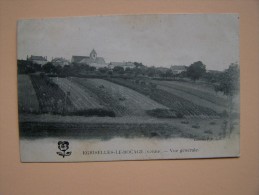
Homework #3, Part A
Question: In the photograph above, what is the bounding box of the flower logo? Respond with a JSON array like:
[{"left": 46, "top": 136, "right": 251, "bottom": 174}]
[{"left": 57, "top": 141, "right": 72, "bottom": 158}]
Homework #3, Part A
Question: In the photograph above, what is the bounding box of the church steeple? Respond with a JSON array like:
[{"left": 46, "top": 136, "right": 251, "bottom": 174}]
[{"left": 90, "top": 49, "right": 97, "bottom": 60}]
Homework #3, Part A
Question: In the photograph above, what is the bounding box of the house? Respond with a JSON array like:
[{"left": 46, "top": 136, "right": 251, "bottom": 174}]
[
  {"left": 51, "top": 57, "right": 70, "bottom": 67},
  {"left": 108, "top": 62, "right": 135, "bottom": 70},
  {"left": 27, "top": 55, "right": 48, "bottom": 66},
  {"left": 71, "top": 49, "right": 107, "bottom": 69},
  {"left": 156, "top": 67, "right": 170, "bottom": 73},
  {"left": 170, "top": 65, "right": 187, "bottom": 74}
]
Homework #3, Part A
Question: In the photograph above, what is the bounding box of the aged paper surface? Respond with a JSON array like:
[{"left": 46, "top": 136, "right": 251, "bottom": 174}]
[{"left": 17, "top": 14, "right": 239, "bottom": 162}]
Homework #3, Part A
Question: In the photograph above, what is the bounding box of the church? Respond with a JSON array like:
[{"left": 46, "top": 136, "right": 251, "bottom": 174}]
[{"left": 71, "top": 49, "right": 107, "bottom": 69}]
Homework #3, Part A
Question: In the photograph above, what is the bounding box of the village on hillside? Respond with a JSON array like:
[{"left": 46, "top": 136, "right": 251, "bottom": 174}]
[
  {"left": 18, "top": 47, "right": 240, "bottom": 138},
  {"left": 18, "top": 49, "right": 193, "bottom": 78},
  {"left": 17, "top": 14, "right": 240, "bottom": 162}
]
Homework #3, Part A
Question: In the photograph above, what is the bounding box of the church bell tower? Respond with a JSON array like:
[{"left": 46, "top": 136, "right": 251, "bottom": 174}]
[{"left": 90, "top": 49, "right": 97, "bottom": 61}]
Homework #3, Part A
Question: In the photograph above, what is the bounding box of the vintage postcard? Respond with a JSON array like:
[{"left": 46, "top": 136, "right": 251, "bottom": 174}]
[{"left": 17, "top": 14, "right": 240, "bottom": 162}]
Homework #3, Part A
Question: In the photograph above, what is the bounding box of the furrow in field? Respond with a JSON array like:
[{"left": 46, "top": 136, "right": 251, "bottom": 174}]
[
  {"left": 51, "top": 77, "right": 103, "bottom": 110},
  {"left": 29, "top": 75, "right": 74, "bottom": 113},
  {"left": 71, "top": 78, "right": 127, "bottom": 116},
  {"left": 73, "top": 78, "right": 167, "bottom": 116},
  {"left": 52, "top": 78, "right": 84, "bottom": 109},
  {"left": 106, "top": 78, "right": 219, "bottom": 118},
  {"left": 156, "top": 85, "right": 225, "bottom": 113},
  {"left": 59, "top": 79, "right": 92, "bottom": 109},
  {"left": 91, "top": 79, "right": 167, "bottom": 110},
  {"left": 18, "top": 75, "right": 40, "bottom": 113},
  {"left": 152, "top": 80, "right": 227, "bottom": 107}
]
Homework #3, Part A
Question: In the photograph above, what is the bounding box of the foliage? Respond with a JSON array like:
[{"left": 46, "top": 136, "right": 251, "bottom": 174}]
[
  {"left": 42, "top": 62, "right": 57, "bottom": 73},
  {"left": 99, "top": 67, "right": 109, "bottom": 74},
  {"left": 146, "top": 109, "right": 184, "bottom": 118},
  {"left": 125, "top": 67, "right": 131, "bottom": 72},
  {"left": 186, "top": 61, "right": 206, "bottom": 81},
  {"left": 146, "top": 109, "right": 177, "bottom": 118},
  {"left": 70, "top": 109, "right": 115, "bottom": 117},
  {"left": 214, "top": 63, "right": 240, "bottom": 136},
  {"left": 17, "top": 60, "right": 42, "bottom": 74},
  {"left": 162, "top": 69, "right": 174, "bottom": 78},
  {"left": 113, "top": 66, "right": 124, "bottom": 74},
  {"left": 133, "top": 62, "right": 144, "bottom": 68},
  {"left": 203, "top": 71, "right": 224, "bottom": 84},
  {"left": 214, "top": 63, "right": 239, "bottom": 96}
]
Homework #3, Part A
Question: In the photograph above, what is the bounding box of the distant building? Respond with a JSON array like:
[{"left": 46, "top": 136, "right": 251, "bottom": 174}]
[
  {"left": 27, "top": 55, "right": 48, "bottom": 66},
  {"left": 71, "top": 49, "right": 107, "bottom": 69},
  {"left": 108, "top": 62, "right": 135, "bottom": 70},
  {"left": 170, "top": 65, "right": 187, "bottom": 74},
  {"left": 156, "top": 67, "right": 170, "bottom": 73},
  {"left": 51, "top": 57, "right": 70, "bottom": 67}
]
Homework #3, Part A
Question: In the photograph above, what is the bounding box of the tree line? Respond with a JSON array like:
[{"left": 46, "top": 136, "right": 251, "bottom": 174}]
[{"left": 18, "top": 59, "right": 239, "bottom": 95}]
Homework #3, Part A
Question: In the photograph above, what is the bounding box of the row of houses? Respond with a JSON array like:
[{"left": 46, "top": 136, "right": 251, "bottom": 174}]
[
  {"left": 27, "top": 49, "right": 135, "bottom": 70},
  {"left": 26, "top": 49, "right": 187, "bottom": 73}
]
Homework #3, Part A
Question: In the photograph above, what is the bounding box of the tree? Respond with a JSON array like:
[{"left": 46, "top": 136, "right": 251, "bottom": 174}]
[
  {"left": 146, "top": 67, "right": 156, "bottom": 77},
  {"left": 113, "top": 66, "right": 124, "bottom": 74},
  {"left": 165, "top": 69, "right": 173, "bottom": 78},
  {"left": 134, "top": 62, "right": 144, "bottom": 68},
  {"left": 214, "top": 63, "right": 240, "bottom": 136},
  {"left": 203, "top": 71, "right": 224, "bottom": 84},
  {"left": 89, "top": 66, "right": 96, "bottom": 72},
  {"left": 186, "top": 61, "right": 206, "bottom": 81},
  {"left": 99, "top": 67, "right": 109, "bottom": 74},
  {"left": 125, "top": 67, "right": 131, "bottom": 72},
  {"left": 55, "top": 65, "right": 63, "bottom": 74},
  {"left": 42, "top": 62, "right": 56, "bottom": 73}
]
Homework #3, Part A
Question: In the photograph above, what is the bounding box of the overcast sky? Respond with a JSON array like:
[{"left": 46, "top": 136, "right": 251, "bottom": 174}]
[{"left": 18, "top": 14, "right": 239, "bottom": 71}]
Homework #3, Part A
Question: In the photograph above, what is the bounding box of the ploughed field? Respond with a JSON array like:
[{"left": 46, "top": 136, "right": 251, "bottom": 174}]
[
  {"left": 151, "top": 80, "right": 227, "bottom": 113},
  {"left": 18, "top": 75, "right": 231, "bottom": 139},
  {"left": 152, "top": 80, "right": 227, "bottom": 105},
  {"left": 18, "top": 75, "right": 40, "bottom": 113},
  {"left": 30, "top": 75, "right": 74, "bottom": 114},
  {"left": 51, "top": 77, "right": 104, "bottom": 110},
  {"left": 18, "top": 75, "right": 226, "bottom": 118},
  {"left": 106, "top": 78, "right": 220, "bottom": 118},
  {"left": 19, "top": 75, "right": 168, "bottom": 117},
  {"left": 70, "top": 78, "right": 167, "bottom": 116}
]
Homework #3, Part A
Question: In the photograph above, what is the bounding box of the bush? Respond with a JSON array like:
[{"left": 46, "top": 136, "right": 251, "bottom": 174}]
[
  {"left": 176, "top": 112, "right": 184, "bottom": 118},
  {"left": 181, "top": 120, "right": 189, "bottom": 124},
  {"left": 192, "top": 124, "right": 200, "bottom": 129},
  {"left": 69, "top": 109, "right": 116, "bottom": 117},
  {"left": 204, "top": 130, "right": 213, "bottom": 134},
  {"left": 219, "top": 110, "right": 228, "bottom": 118},
  {"left": 146, "top": 109, "right": 182, "bottom": 118}
]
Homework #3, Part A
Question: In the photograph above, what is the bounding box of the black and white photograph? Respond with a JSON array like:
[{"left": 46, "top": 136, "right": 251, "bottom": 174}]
[{"left": 17, "top": 14, "right": 240, "bottom": 162}]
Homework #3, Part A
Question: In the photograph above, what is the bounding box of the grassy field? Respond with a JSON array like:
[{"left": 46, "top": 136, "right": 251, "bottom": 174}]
[
  {"left": 18, "top": 75, "right": 40, "bottom": 113},
  {"left": 19, "top": 116, "right": 233, "bottom": 140}
]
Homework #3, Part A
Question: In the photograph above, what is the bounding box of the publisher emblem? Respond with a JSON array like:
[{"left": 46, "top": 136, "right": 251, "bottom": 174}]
[{"left": 57, "top": 141, "right": 72, "bottom": 158}]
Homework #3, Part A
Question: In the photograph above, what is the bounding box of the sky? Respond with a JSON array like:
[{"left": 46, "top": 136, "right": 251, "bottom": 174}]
[{"left": 17, "top": 14, "right": 239, "bottom": 71}]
